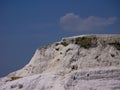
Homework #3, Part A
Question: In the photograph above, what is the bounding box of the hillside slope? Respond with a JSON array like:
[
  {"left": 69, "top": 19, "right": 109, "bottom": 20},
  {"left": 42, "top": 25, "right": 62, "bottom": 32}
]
[{"left": 0, "top": 34, "right": 120, "bottom": 90}]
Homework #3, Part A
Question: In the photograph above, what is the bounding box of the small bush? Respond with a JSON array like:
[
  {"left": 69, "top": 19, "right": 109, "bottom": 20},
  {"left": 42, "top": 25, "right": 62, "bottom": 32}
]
[
  {"left": 71, "top": 39, "right": 74, "bottom": 43},
  {"left": 109, "top": 42, "right": 120, "bottom": 50},
  {"left": 61, "top": 42, "right": 68, "bottom": 46},
  {"left": 11, "top": 76, "right": 21, "bottom": 81},
  {"left": 75, "top": 36, "right": 97, "bottom": 49},
  {"left": 61, "top": 39, "right": 69, "bottom": 46},
  {"left": 55, "top": 43, "right": 60, "bottom": 46}
]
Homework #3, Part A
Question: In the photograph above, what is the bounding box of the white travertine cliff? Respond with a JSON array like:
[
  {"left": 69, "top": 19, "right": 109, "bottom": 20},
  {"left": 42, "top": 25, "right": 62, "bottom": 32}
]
[{"left": 0, "top": 34, "right": 120, "bottom": 90}]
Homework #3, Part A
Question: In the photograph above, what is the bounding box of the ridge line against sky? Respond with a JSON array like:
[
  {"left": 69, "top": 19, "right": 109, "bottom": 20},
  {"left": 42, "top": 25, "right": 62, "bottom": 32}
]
[{"left": 0, "top": 0, "right": 120, "bottom": 77}]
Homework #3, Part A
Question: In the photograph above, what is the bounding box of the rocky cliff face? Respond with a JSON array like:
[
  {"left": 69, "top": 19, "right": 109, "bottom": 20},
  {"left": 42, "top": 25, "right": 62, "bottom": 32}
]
[{"left": 0, "top": 34, "right": 120, "bottom": 90}]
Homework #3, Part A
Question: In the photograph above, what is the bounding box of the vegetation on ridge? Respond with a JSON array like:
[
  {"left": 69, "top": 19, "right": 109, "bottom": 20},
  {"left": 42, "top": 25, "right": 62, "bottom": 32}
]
[
  {"left": 74, "top": 36, "right": 97, "bottom": 49},
  {"left": 61, "top": 39, "right": 69, "bottom": 46},
  {"left": 59, "top": 36, "right": 97, "bottom": 49},
  {"left": 109, "top": 41, "right": 120, "bottom": 50}
]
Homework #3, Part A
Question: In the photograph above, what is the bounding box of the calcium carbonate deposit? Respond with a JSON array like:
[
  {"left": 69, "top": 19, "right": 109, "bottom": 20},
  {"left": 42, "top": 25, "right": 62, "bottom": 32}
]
[{"left": 0, "top": 34, "right": 120, "bottom": 90}]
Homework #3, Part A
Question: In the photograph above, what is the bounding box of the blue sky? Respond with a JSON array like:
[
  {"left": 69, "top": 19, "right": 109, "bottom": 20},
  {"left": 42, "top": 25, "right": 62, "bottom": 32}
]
[{"left": 0, "top": 0, "right": 120, "bottom": 77}]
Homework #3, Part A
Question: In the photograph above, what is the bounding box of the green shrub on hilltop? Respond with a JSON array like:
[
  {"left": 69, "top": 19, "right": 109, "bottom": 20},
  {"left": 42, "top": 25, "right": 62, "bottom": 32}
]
[
  {"left": 109, "top": 42, "right": 120, "bottom": 50},
  {"left": 59, "top": 36, "right": 97, "bottom": 48},
  {"left": 74, "top": 36, "right": 97, "bottom": 49},
  {"left": 61, "top": 42, "right": 68, "bottom": 46},
  {"left": 61, "top": 39, "right": 69, "bottom": 46}
]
